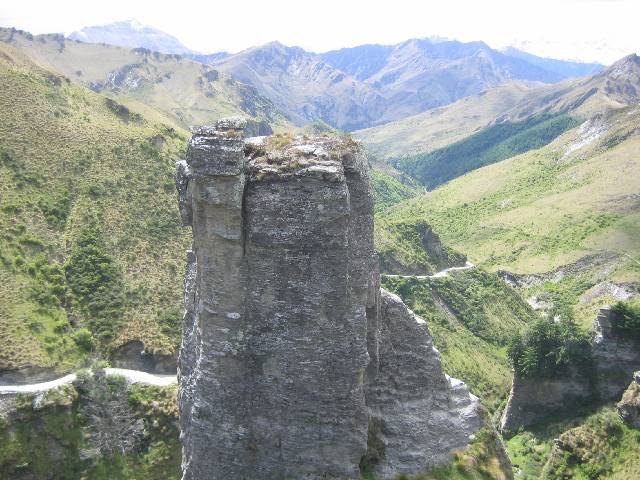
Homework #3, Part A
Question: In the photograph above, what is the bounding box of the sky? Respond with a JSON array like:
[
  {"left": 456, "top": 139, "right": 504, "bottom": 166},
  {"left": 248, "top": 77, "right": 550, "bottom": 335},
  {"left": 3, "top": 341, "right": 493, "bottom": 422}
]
[{"left": 0, "top": 0, "right": 637, "bottom": 64}]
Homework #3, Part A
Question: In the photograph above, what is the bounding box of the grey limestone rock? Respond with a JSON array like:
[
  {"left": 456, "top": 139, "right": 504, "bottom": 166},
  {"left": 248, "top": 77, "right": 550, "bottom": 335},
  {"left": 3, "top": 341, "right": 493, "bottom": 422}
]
[
  {"left": 592, "top": 307, "right": 640, "bottom": 400},
  {"left": 617, "top": 371, "right": 640, "bottom": 428},
  {"left": 177, "top": 118, "right": 482, "bottom": 479}
]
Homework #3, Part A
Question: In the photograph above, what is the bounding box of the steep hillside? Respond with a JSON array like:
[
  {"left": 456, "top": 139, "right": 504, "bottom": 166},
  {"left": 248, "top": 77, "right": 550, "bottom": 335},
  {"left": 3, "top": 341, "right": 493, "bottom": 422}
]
[
  {"left": 370, "top": 170, "right": 422, "bottom": 214},
  {"left": 0, "top": 28, "right": 287, "bottom": 132},
  {"left": 69, "top": 19, "right": 196, "bottom": 55},
  {"left": 379, "top": 104, "right": 640, "bottom": 327},
  {"left": 394, "top": 112, "right": 581, "bottom": 189},
  {"left": 0, "top": 43, "right": 190, "bottom": 378},
  {"left": 355, "top": 81, "right": 536, "bottom": 159},
  {"left": 357, "top": 54, "right": 639, "bottom": 164}
]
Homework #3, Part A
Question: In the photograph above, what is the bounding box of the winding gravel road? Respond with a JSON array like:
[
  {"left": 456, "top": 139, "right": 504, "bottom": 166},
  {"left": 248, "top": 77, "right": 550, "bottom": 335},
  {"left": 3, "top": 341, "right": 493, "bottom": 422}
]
[
  {"left": 0, "top": 368, "right": 177, "bottom": 395},
  {"left": 382, "top": 261, "right": 475, "bottom": 280}
]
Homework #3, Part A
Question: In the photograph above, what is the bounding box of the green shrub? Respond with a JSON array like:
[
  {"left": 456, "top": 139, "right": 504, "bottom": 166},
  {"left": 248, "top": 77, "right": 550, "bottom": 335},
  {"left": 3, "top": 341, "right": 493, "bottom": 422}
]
[
  {"left": 611, "top": 301, "right": 640, "bottom": 336},
  {"left": 64, "top": 227, "right": 125, "bottom": 341},
  {"left": 72, "top": 328, "right": 95, "bottom": 351},
  {"left": 508, "top": 318, "right": 592, "bottom": 378}
]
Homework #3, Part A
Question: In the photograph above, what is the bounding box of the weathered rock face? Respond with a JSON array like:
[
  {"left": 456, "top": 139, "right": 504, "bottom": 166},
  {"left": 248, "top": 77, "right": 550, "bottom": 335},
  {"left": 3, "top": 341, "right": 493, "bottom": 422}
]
[
  {"left": 110, "top": 340, "right": 176, "bottom": 374},
  {"left": 617, "top": 371, "right": 640, "bottom": 428},
  {"left": 176, "top": 118, "right": 482, "bottom": 479},
  {"left": 500, "top": 307, "right": 640, "bottom": 436},
  {"left": 592, "top": 307, "right": 640, "bottom": 400},
  {"left": 365, "top": 290, "right": 482, "bottom": 477},
  {"left": 499, "top": 370, "right": 593, "bottom": 436}
]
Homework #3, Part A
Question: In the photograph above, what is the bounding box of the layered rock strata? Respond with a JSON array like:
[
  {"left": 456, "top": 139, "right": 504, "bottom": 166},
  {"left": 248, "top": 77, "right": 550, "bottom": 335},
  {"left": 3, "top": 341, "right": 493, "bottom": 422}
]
[{"left": 176, "top": 118, "right": 482, "bottom": 479}]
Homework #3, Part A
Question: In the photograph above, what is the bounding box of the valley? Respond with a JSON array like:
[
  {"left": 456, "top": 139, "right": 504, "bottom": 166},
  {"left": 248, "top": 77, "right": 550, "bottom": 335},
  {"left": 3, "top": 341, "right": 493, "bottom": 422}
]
[{"left": 0, "top": 16, "right": 638, "bottom": 480}]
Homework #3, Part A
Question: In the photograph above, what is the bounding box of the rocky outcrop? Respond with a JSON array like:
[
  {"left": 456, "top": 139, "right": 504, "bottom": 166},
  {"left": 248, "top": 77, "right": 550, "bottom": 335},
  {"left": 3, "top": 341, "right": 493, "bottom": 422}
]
[
  {"left": 176, "top": 118, "right": 483, "bottom": 479},
  {"left": 497, "top": 253, "right": 621, "bottom": 289},
  {"left": 365, "top": 290, "right": 482, "bottom": 477},
  {"left": 500, "top": 370, "right": 594, "bottom": 436},
  {"left": 592, "top": 307, "right": 640, "bottom": 400},
  {"left": 500, "top": 307, "right": 640, "bottom": 435},
  {"left": 617, "top": 371, "right": 640, "bottom": 428},
  {"left": 110, "top": 340, "right": 176, "bottom": 374}
]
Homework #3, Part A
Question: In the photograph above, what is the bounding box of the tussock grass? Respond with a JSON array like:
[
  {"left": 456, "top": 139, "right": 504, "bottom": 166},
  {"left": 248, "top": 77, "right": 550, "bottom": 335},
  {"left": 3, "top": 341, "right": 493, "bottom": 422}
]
[{"left": 0, "top": 52, "right": 190, "bottom": 372}]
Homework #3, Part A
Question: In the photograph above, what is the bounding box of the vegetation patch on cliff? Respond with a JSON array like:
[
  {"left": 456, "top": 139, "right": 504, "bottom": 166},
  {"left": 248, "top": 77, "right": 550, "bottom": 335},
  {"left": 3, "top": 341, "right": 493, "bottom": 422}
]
[
  {"left": 0, "top": 374, "right": 180, "bottom": 479},
  {"left": 610, "top": 301, "right": 640, "bottom": 337},
  {"left": 506, "top": 405, "right": 640, "bottom": 480},
  {"left": 507, "top": 318, "right": 592, "bottom": 379}
]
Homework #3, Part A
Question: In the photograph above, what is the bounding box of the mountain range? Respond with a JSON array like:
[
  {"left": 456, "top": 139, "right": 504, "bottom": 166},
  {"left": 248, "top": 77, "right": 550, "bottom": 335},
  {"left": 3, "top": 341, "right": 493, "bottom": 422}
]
[
  {"left": 357, "top": 53, "right": 640, "bottom": 160},
  {"left": 62, "top": 20, "right": 606, "bottom": 131},
  {"left": 0, "top": 27, "right": 287, "bottom": 132}
]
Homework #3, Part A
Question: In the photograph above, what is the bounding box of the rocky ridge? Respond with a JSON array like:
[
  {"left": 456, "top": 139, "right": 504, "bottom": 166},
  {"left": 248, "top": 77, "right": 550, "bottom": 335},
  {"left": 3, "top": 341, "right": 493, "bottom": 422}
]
[{"left": 176, "top": 118, "right": 484, "bottom": 479}]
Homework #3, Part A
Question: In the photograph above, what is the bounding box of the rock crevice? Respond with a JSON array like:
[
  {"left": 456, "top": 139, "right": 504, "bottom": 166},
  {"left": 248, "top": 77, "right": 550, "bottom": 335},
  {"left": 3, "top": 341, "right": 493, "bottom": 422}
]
[{"left": 176, "top": 118, "right": 482, "bottom": 479}]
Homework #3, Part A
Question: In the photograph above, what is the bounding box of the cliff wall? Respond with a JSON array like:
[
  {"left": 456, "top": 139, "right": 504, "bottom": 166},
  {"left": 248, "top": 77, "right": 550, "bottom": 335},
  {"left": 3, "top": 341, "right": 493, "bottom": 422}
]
[{"left": 176, "top": 118, "right": 483, "bottom": 479}]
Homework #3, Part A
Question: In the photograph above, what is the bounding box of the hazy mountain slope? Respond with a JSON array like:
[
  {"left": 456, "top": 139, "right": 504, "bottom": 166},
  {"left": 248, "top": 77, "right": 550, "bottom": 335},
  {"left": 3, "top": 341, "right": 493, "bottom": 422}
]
[
  {"left": 394, "top": 112, "right": 581, "bottom": 189},
  {"left": 0, "top": 28, "right": 288, "bottom": 131},
  {"left": 501, "top": 46, "right": 604, "bottom": 78},
  {"left": 211, "top": 37, "right": 596, "bottom": 131},
  {"left": 356, "top": 39, "right": 563, "bottom": 121},
  {"left": 359, "top": 54, "right": 640, "bottom": 182},
  {"left": 211, "top": 41, "right": 386, "bottom": 130},
  {"left": 69, "top": 19, "right": 196, "bottom": 55},
  {"left": 321, "top": 38, "right": 587, "bottom": 126},
  {"left": 323, "top": 39, "right": 602, "bottom": 86},
  {"left": 380, "top": 104, "right": 640, "bottom": 280},
  {"left": 0, "top": 43, "right": 190, "bottom": 377},
  {"left": 319, "top": 43, "right": 394, "bottom": 81},
  {"left": 355, "top": 81, "right": 535, "bottom": 159}
]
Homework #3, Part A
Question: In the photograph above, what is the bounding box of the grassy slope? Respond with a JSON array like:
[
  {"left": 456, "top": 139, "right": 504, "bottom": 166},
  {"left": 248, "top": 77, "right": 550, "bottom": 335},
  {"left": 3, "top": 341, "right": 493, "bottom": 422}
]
[
  {"left": 355, "top": 81, "right": 535, "bottom": 159},
  {"left": 371, "top": 170, "right": 422, "bottom": 214},
  {"left": 0, "top": 28, "right": 289, "bottom": 132},
  {"left": 506, "top": 405, "right": 640, "bottom": 480},
  {"left": 382, "top": 269, "right": 537, "bottom": 410},
  {"left": 0, "top": 44, "right": 190, "bottom": 373},
  {"left": 394, "top": 113, "right": 581, "bottom": 190},
  {"left": 381, "top": 106, "right": 640, "bottom": 280}
]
